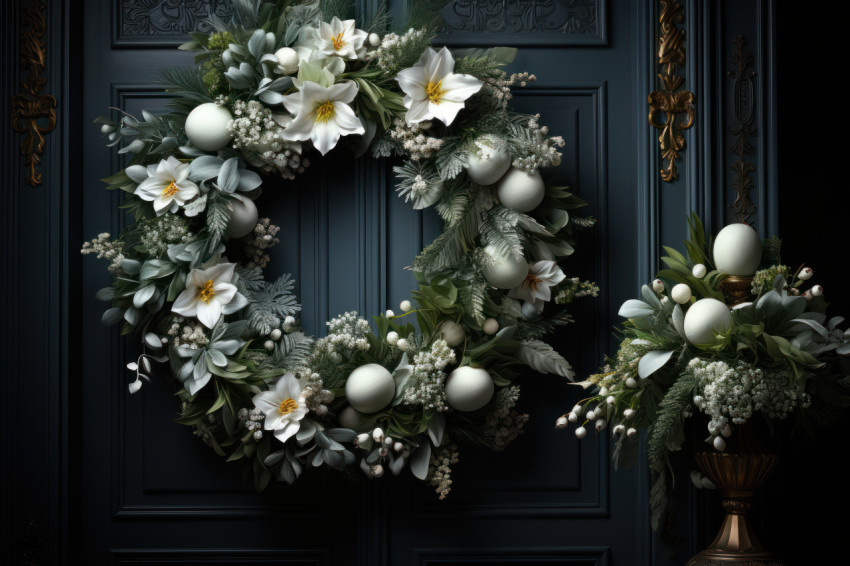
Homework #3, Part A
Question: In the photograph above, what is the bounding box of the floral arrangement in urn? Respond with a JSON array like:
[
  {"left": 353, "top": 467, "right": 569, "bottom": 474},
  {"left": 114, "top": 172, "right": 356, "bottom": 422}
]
[{"left": 557, "top": 213, "right": 850, "bottom": 545}]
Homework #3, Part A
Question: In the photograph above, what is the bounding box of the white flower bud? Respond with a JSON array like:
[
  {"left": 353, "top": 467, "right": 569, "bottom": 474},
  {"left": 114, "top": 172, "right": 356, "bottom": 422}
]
[
  {"left": 798, "top": 267, "right": 814, "bottom": 280},
  {"left": 812, "top": 285, "right": 824, "bottom": 297},
  {"left": 606, "top": 395, "right": 615, "bottom": 405},
  {"left": 803, "top": 290, "right": 813, "bottom": 301},
  {"left": 274, "top": 47, "right": 299, "bottom": 74},
  {"left": 270, "top": 328, "right": 282, "bottom": 341},
  {"left": 713, "top": 436, "right": 726, "bottom": 451},
  {"left": 400, "top": 300, "right": 412, "bottom": 312},
  {"left": 368, "top": 32, "right": 380, "bottom": 46},
  {"left": 599, "top": 387, "right": 609, "bottom": 396},
  {"left": 284, "top": 315, "right": 296, "bottom": 326},
  {"left": 384, "top": 437, "right": 394, "bottom": 446},
  {"left": 572, "top": 404, "right": 583, "bottom": 415},
  {"left": 386, "top": 309, "right": 395, "bottom": 317},
  {"left": 652, "top": 279, "right": 665, "bottom": 293},
  {"left": 386, "top": 331, "right": 399, "bottom": 345},
  {"left": 586, "top": 410, "right": 596, "bottom": 420},
  {"left": 100, "top": 124, "right": 115, "bottom": 135},
  {"left": 264, "top": 340, "right": 275, "bottom": 351},
  {"left": 372, "top": 428, "right": 384, "bottom": 443},
  {"left": 396, "top": 338, "right": 409, "bottom": 351},
  {"left": 613, "top": 424, "right": 625, "bottom": 435},
  {"left": 482, "top": 318, "right": 499, "bottom": 335},
  {"left": 661, "top": 296, "right": 670, "bottom": 305},
  {"left": 595, "top": 420, "right": 607, "bottom": 432},
  {"left": 625, "top": 377, "right": 638, "bottom": 388},
  {"left": 372, "top": 464, "right": 384, "bottom": 478},
  {"left": 567, "top": 412, "right": 578, "bottom": 422},
  {"left": 626, "top": 427, "right": 638, "bottom": 439},
  {"left": 356, "top": 433, "right": 370, "bottom": 445},
  {"left": 556, "top": 416, "right": 568, "bottom": 429},
  {"left": 575, "top": 426, "right": 587, "bottom": 439},
  {"left": 692, "top": 263, "right": 707, "bottom": 278},
  {"left": 623, "top": 408, "right": 636, "bottom": 419},
  {"left": 671, "top": 283, "right": 692, "bottom": 304},
  {"left": 393, "top": 442, "right": 404, "bottom": 453}
]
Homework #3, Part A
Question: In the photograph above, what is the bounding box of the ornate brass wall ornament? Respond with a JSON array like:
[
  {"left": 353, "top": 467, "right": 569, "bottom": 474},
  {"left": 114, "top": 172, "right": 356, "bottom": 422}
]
[
  {"left": 729, "top": 36, "right": 757, "bottom": 224},
  {"left": 648, "top": 0, "right": 695, "bottom": 182},
  {"left": 11, "top": 0, "right": 57, "bottom": 187}
]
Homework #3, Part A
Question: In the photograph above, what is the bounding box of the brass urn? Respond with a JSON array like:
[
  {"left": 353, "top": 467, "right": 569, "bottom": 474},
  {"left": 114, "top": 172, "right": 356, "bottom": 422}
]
[{"left": 686, "top": 426, "right": 786, "bottom": 565}]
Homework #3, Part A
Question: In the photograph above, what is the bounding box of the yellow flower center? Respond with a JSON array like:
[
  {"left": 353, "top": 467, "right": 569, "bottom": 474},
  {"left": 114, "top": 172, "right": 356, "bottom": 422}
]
[
  {"left": 197, "top": 280, "right": 215, "bottom": 303},
  {"left": 279, "top": 398, "right": 299, "bottom": 415},
  {"left": 426, "top": 80, "right": 445, "bottom": 104},
  {"left": 332, "top": 32, "right": 345, "bottom": 51},
  {"left": 161, "top": 180, "right": 180, "bottom": 198},
  {"left": 524, "top": 273, "right": 542, "bottom": 292},
  {"left": 316, "top": 101, "right": 335, "bottom": 123}
]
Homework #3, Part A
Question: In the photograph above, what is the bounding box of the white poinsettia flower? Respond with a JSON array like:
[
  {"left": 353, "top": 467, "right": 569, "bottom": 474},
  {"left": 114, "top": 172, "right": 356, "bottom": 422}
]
[
  {"left": 129, "top": 156, "right": 200, "bottom": 216},
  {"left": 281, "top": 80, "right": 365, "bottom": 155},
  {"left": 252, "top": 373, "right": 310, "bottom": 444},
  {"left": 508, "top": 260, "right": 567, "bottom": 313},
  {"left": 297, "top": 17, "right": 368, "bottom": 62},
  {"left": 396, "top": 47, "right": 483, "bottom": 126},
  {"left": 171, "top": 262, "right": 248, "bottom": 328}
]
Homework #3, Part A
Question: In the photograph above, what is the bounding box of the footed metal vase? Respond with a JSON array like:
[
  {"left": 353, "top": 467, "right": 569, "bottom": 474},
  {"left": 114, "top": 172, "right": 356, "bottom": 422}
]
[{"left": 686, "top": 430, "right": 786, "bottom": 565}]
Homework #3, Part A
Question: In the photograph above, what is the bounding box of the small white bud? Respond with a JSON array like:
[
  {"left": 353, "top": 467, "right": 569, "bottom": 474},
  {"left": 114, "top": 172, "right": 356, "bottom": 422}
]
[
  {"left": 599, "top": 387, "right": 609, "bottom": 396},
  {"left": 400, "top": 300, "right": 412, "bottom": 312},
  {"left": 613, "top": 424, "right": 625, "bottom": 435},
  {"left": 713, "top": 436, "right": 727, "bottom": 451},
  {"left": 386, "top": 331, "right": 399, "bottom": 345},
  {"left": 575, "top": 426, "right": 587, "bottom": 439},
  {"left": 385, "top": 309, "right": 395, "bottom": 317},
  {"left": 264, "top": 340, "right": 275, "bottom": 351},
  {"left": 274, "top": 47, "right": 300, "bottom": 74},
  {"left": 372, "top": 464, "right": 384, "bottom": 478},
  {"left": 811, "top": 285, "right": 824, "bottom": 297},
  {"left": 567, "top": 412, "right": 578, "bottom": 423},
  {"left": 384, "top": 437, "right": 394, "bottom": 446},
  {"left": 586, "top": 410, "right": 596, "bottom": 420},
  {"left": 623, "top": 408, "right": 636, "bottom": 419},
  {"left": 396, "top": 338, "right": 409, "bottom": 352},
  {"left": 652, "top": 279, "right": 665, "bottom": 293},
  {"left": 372, "top": 428, "right": 384, "bottom": 443},
  {"left": 626, "top": 427, "right": 638, "bottom": 439},
  {"left": 798, "top": 267, "right": 814, "bottom": 280},
  {"left": 671, "top": 283, "right": 693, "bottom": 304},
  {"left": 625, "top": 377, "right": 638, "bottom": 388},
  {"left": 595, "top": 420, "right": 607, "bottom": 432},
  {"left": 661, "top": 296, "right": 670, "bottom": 305},
  {"left": 556, "top": 416, "right": 568, "bottom": 429},
  {"left": 393, "top": 442, "right": 404, "bottom": 453},
  {"left": 270, "top": 328, "right": 282, "bottom": 341},
  {"left": 803, "top": 290, "right": 813, "bottom": 301},
  {"left": 368, "top": 32, "right": 380, "bottom": 46},
  {"left": 284, "top": 315, "right": 296, "bottom": 326},
  {"left": 100, "top": 124, "right": 115, "bottom": 135},
  {"left": 692, "top": 263, "right": 707, "bottom": 278},
  {"left": 356, "top": 433, "right": 370, "bottom": 446},
  {"left": 572, "top": 404, "right": 583, "bottom": 415},
  {"left": 606, "top": 395, "right": 615, "bottom": 405},
  {"left": 482, "top": 318, "right": 499, "bottom": 335}
]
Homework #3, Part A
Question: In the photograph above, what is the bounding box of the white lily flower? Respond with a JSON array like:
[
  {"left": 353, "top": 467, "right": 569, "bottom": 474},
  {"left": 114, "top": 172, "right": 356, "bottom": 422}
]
[
  {"left": 297, "top": 17, "right": 367, "bottom": 62},
  {"left": 129, "top": 156, "right": 200, "bottom": 216},
  {"left": 281, "top": 80, "right": 365, "bottom": 155},
  {"left": 252, "top": 373, "right": 310, "bottom": 444},
  {"left": 171, "top": 262, "right": 248, "bottom": 328},
  {"left": 508, "top": 260, "right": 567, "bottom": 313},
  {"left": 396, "top": 47, "right": 483, "bottom": 126}
]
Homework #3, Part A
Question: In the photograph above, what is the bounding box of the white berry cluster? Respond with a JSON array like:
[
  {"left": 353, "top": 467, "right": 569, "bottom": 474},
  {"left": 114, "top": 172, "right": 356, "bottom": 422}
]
[
  {"left": 242, "top": 217, "right": 280, "bottom": 269},
  {"left": 427, "top": 441, "right": 460, "bottom": 500},
  {"left": 554, "top": 277, "right": 600, "bottom": 304},
  {"left": 511, "top": 114, "right": 565, "bottom": 173},
  {"left": 482, "top": 385, "right": 530, "bottom": 451},
  {"left": 403, "top": 339, "right": 457, "bottom": 411},
  {"left": 228, "top": 100, "right": 307, "bottom": 179},
  {"left": 80, "top": 232, "right": 125, "bottom": 275},
  {"left": 300, "top": 384, "right": 335, "bottom": 418},
  {"left": 237, "top": 407, "right": 265, "bottom": 441},
  {"left": 389, "top": 119, "right": 444, "bottom": 161},
  {"left": 322, "top": 311, "right": 371, "bottom": 353},
  {"left": 166, "top": 316, "right": 209, "bottom": 349},
  {"left": 366, "top": 28, "right": 429, "bottom": 72},
  {"left": 138, "top": 215, "right": 195, "bottom": 257},
  {"left": 485, "top": 71, "right": 536, "bottom": 111},
  {"left": 689, "top": 358, "right": 811, "bottom": 445}
]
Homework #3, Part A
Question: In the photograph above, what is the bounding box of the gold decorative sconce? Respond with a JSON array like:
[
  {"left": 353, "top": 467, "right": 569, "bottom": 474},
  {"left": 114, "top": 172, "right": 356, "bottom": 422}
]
[
  {"left": 11, "top": 0, "right": 57, "bottom": 187},
  {"left": 648, "top": 0, "right": 695, "bottom": 182}
]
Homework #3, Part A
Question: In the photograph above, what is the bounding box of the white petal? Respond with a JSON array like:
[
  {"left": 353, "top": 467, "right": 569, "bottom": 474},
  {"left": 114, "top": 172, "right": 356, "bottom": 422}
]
[
  {"left": 311, "top": 120, "right": 340, "bottom": 155},
  {"left": 211, "top": 281, "right": 237, "bottom": 305},
  {"left": 186, "top": 268, "right": 206, "bottom": 289},
  {"left": 281, "top": 113, "right": 315, "bottom": 142},
  {"left": 439, "top": 73, "right": 483, "bottom": 102},
  {"left": 332, "top": 103, "right": 365, "bottom": 136},
  {"left": 171, "top": 290, "right": 199, "bottom": 317},
  {"left": 327, "top": 80, "right": 359, "bottom": 104},
  {"left": 429, "top": 99, "right": 465, "bottom": 126},
  {"left": 221, "top": 292, "right": 248, "bottom": 315},
  {"left": 203, "top": 262, "right": 235, "bottom": 283},
  {"left": 405, "top": 99, "right": 433, "bottom": 124},
  {"left": 275, "top": 420, "right": 301, "bottom": 444},
  {"left": 279, "top": 373, "right": 302, "bottom": 399},
  {"left": 253, "top": 392, "right": 281, "bottom": 415},
  {"left": 396, "top": 67, "right": 427, "bottom": 96},
  {"left": 134, "top": 177, "right": 164, "bottom": 201},
  {"left": 196, "top": 299, "right": 222, "bottom": 329},
  {"left": 265, "top": 411, "right": 285, "bottom": 431},
  {"left": 281, "top": 90, "right": 305, "bottom": 116},
  {"left": 428, "top": 47, "right": 454, "bottom": 84}
]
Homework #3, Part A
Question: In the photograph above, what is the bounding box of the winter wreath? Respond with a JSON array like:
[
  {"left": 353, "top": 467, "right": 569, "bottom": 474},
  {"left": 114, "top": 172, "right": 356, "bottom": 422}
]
[{"left": 82, "top": 0, "right": 598, "bottom": 498}]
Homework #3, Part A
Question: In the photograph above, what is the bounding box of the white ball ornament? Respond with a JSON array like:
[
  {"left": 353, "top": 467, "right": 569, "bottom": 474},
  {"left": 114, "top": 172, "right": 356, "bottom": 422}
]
[
  {"left": 440, "top": 320, "right": 466, "bottom": 347},
  {"left": 445, "top": 366, "right": 495, "bottom": 412},
  {"left": 344, "top": 363, "right": 395, "bottom": 414},
  {"left": 227, "top": 195, "right": 258, "bottom": 238},
  {"left": 713, "top": 223, "right": 762, "bottom": 276},
  {"left": 497, "top": 168, "right": 545, "bottom": 213},
  {"left": 683, "top": 298, "right": 733, "bottom": 344},
  {"left": 184, "top": 102, "right": 233, "bottom": 151},
  {"left": 482, "top": 318, "right": 499, "bottom": 335},
  {"left": 481, "top": 245, "right": 529, "bottom": 289},
  {"left": 692, "top": 263, "right": 707, "bottom": 278},
  {"left": 671, "top": 283, "right": 692, "bottom": 304},
  {"left": 465, "top": 138, "right": 512, "bottom": 185},
  {"left": 274, "top": 47, "right": 300, "bottom": 74}
]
